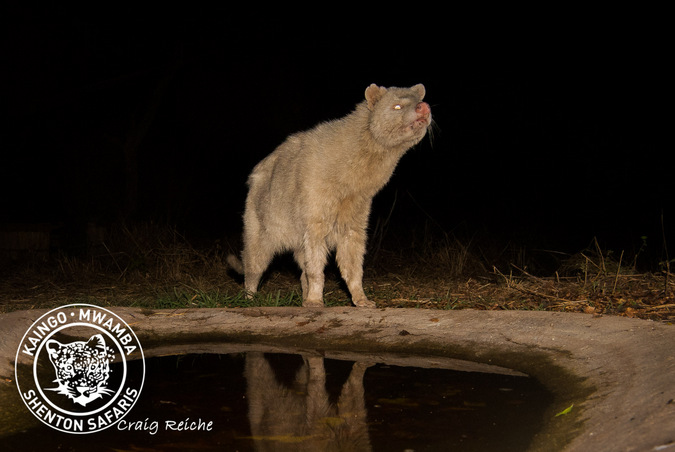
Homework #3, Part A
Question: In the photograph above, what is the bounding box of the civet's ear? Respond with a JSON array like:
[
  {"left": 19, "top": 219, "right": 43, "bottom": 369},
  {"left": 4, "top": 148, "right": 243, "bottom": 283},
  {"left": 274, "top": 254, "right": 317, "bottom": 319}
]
[
  {"left": 365, "top": 84, "right": 388, "bottom": 110},
  {"left": 410, "top": 84, "right": 426, "bottom": 100}
]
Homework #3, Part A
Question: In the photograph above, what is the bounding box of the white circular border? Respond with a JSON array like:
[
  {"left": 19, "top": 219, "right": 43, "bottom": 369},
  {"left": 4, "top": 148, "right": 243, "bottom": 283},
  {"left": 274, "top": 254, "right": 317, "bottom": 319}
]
[{"left": 15, "top": 304, "right": 145, "bottom": 434}]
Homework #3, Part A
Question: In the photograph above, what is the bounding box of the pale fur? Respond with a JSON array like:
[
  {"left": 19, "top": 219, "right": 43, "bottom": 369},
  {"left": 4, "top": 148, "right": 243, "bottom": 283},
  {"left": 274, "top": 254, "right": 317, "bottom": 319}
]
[
  {"left": 228, "top": 84, "right": 432, "bottom": 307},
  {"left": 245, "top": 353, "right": 372, "bottom": 451}
]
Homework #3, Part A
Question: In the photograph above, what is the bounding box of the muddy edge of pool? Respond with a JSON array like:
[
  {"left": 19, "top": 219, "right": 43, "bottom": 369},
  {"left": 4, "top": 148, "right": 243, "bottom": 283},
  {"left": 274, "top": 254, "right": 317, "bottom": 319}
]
[{"left": 1, "top": 307, "right": 674, "bottom": 451}]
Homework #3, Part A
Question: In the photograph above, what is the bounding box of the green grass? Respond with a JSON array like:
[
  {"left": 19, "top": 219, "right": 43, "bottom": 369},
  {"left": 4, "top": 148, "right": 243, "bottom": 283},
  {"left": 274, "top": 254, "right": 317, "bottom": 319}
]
[{"left": 148, "top": 285, "right": 307, "bottom": 309}]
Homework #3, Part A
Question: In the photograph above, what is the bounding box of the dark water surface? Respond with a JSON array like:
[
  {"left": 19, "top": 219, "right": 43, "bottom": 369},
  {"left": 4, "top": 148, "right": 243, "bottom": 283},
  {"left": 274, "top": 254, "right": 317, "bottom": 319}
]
[{"left": 5, "top": 352, "right": 553, "bottom": 451}]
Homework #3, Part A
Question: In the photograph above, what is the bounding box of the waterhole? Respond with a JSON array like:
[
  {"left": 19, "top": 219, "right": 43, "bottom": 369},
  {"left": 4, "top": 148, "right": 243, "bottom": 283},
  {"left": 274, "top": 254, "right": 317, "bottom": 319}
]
[{"left": 5, "top": 351, "right": 552, "bottom": 451}]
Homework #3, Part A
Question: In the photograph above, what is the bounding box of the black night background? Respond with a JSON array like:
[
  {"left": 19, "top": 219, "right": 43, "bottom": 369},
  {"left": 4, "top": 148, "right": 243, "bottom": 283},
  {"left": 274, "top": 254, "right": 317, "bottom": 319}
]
[{"left": 2, "top": 4, "right": 671, "bottom": 279}]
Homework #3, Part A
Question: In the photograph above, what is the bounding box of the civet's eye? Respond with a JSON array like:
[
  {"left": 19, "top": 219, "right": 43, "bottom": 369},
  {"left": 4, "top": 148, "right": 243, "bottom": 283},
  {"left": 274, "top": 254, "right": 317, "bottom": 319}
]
[{"left": 393, "top": 104, "right": 402, "bottom": 110}]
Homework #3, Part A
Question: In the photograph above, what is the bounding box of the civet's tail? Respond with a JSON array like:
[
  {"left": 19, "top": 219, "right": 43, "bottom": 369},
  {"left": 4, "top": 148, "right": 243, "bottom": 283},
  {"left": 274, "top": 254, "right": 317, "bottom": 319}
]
[{"left": 226, "top": 254, "right": 244, "bottom": 274}]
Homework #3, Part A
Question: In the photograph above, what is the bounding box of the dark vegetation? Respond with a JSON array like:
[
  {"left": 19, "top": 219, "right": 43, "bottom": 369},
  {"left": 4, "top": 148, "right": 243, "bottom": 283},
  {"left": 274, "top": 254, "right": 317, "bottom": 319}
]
[{"left": 1, "top": 221, "right": 672, "bottom": 322}]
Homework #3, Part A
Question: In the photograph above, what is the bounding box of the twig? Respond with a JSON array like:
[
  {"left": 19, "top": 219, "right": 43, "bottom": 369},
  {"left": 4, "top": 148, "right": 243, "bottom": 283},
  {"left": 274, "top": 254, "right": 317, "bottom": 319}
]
[
  {"left": 509, "top": 284, "right": 587, "bottom": 305},
  {"left": 390, "top": 298, "right": 435, "bottom": 305},
  {"left": 510, "top": 263, "right": 540, "bottom": 280},
  {"left": 612, "top": 250, "right": 624, "bottom": 294},
  {"left": 493, "top": 266, "right": 514, "bottom": 287},
  {"left": 645, "top": 303, "right": 675, "bottom": 312},
  {"left": 662, "top": 210, "right": 671, "bottom": 293},
  {"left": 594, "top": 237, "right": 607, "bottom": 274},
  {"left": 582, "top": 253, "right": 591, "bottom": 287}
]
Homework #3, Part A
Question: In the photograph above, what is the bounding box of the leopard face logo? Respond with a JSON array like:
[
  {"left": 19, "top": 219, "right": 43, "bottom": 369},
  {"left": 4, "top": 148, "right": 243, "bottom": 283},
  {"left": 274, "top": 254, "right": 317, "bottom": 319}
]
[{"left": 45, "top": 334, "right": 116, "bottom": 407}]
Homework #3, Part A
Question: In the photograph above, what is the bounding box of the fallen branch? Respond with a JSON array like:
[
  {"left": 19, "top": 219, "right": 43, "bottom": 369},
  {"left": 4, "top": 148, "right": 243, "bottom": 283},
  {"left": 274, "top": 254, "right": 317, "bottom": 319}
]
[
  {"left": 511, "top": 284, "right": 587, "bottom": 305},
  {"left": 645, "top": 303, "right": 675, "bottom": 312}
]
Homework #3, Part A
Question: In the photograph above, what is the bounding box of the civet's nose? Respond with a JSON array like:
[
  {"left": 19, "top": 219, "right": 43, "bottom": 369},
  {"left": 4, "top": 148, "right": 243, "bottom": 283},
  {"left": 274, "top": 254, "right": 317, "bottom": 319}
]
[{"left": 416, "top": 102, "right": 431, "bottom": 116}]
